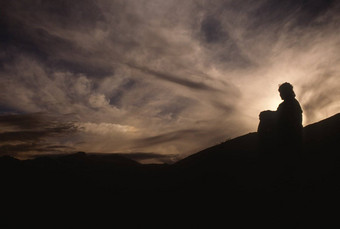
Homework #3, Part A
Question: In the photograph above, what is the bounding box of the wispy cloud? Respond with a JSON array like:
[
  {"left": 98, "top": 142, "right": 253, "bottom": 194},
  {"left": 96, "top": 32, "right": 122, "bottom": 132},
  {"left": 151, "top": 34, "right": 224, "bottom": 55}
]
[
  {"left": 0, "top": 113, "right": 76, "bottom": 158},
  {"left": 127, "top": 63, "right": 219, "bottom": 92},
  {"left": 1, "top": 0, "right": 340, "bottom": 162}
]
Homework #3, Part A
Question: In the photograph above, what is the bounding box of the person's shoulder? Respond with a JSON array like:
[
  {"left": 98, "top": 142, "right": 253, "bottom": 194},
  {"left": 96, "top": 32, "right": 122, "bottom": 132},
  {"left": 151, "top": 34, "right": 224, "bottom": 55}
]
[
  {"left": 281, "top": 98, "right": 301, "bottom": 109},
  {"left": 292, "top": 98, "right": 300, "bottom": 103},
  {"left": 292, "top": 98, "right": 303, "bottom": 112},
  {"left": 292, "top": 98, "right": 301, "bottom": 106},
  {"left": 286, "top": 98, "right": 300, "bottom": 105}
]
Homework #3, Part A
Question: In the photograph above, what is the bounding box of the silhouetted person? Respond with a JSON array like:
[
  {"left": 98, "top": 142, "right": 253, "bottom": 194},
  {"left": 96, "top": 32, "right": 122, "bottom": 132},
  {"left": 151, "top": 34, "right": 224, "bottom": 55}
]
[
  {"left": 276, "top": 83, "right": 303, "bottom": 150},
  {"left": 258, "top": 83, "right": 303, "bottom": 191},
  {"left": 258, "top": 82, "right": 303, "bottom": 153}
]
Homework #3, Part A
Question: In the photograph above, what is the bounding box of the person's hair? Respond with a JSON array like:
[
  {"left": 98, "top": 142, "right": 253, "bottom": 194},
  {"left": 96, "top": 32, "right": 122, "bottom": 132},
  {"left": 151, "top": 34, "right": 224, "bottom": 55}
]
[{"left": 278, "top": 82, "right": 295, "bottom": 99}]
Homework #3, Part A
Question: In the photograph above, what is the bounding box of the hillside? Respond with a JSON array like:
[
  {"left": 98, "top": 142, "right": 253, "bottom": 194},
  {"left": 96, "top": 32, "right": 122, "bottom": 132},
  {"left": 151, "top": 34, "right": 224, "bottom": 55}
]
[
  {"left": 176, "top": 113, "right": 340, "bottom": 166},
  {"left": 1, "top": 113, "right": 339, "bottom": 228}
]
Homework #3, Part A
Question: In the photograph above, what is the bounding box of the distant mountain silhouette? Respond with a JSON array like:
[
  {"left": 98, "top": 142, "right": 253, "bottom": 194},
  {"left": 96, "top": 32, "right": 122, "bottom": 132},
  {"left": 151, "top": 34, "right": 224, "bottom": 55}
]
[
  {"left": 30, "top": 151, "right": 140, "bottom": 168},
  {"left": 1, "top": 113, "right": 339, "bottom": 228}
]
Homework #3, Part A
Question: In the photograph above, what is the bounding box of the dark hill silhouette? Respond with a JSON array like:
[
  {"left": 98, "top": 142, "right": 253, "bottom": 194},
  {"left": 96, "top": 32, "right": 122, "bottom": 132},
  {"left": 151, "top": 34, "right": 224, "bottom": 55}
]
[
  {"left": 176, "top": 113, "right": 340, "bottom": 167},
  {"left": 29, "top": 151, "right": 141, "bottom": 168},
  {"left": 1, "top": 113, "right": 340, "bottom": 228},
  {"left": 304, "top": 113, "right": 340, "bottom": 152},
  {"left": 175, "top": 132, "right": 258, "bottom": 167}
]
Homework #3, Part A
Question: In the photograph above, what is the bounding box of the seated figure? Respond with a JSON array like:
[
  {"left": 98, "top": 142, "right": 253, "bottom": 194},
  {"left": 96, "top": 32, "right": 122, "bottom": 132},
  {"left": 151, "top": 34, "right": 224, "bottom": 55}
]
[{"left": 258, "top": 83, "right": 303, "bottom": 153}]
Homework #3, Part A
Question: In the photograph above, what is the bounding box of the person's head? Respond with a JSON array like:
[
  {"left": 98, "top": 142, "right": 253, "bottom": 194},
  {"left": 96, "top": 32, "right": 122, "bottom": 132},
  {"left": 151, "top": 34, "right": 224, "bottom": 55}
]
[{"left": 278, "top": 82, "right": 295, "bottom": 100}]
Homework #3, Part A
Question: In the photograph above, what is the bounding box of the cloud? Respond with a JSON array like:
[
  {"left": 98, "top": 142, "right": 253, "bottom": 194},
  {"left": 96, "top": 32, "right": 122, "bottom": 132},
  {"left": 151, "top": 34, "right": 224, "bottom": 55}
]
[
  {"left": 0, "top": 113, "right": 76, "bottom": 157},
  {"left": 76, "top": 122, "right": 137, "bottom": 135},
  {"left": 0, "top": 143, "right": 40, "bottom": 156},
  {"left": 127, "top": 63, "right": 219, "bottom": 92},
  {"left": 0, "top": 113, "right": 49, "bottom": 130},
  {"left": 118, "top": 152, "right": 178, "bottom": 164},
  {"left": 134, "top": 129, "right": 202, "bottom": 147},
  {"left": 1, "top": 0, "right": 340, "bottom": 162},
  {"left": 248, "top": 0, "right": 335, "bottom": 30},
  {"left": 200, "top": 15, "right": 226, "bottom": 43},
  {"left": 299, "top": 71, "right": 340, "bottom": 124},
  {"left": 88, "top": 94, "right": 110, "bottom": 108},
  {"left": 0, "top": 130, "right": 51, "bottom": 143}
]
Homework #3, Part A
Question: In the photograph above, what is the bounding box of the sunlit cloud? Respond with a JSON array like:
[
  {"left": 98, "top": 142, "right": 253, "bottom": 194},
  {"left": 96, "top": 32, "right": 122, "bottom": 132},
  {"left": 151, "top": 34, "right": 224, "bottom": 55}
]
[
  {"left": 76, "top": 122, "right": 138, "bottom": 135},
  {"left": 1, "top": 0, "right": 339, "bottom": 163}
]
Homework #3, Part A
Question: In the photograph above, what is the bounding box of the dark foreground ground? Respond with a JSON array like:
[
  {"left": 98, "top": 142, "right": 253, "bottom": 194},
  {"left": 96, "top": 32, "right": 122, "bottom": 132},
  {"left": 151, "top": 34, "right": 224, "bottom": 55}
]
[{"left": 1, "top": 114, "right": 340, "bottom": 228}]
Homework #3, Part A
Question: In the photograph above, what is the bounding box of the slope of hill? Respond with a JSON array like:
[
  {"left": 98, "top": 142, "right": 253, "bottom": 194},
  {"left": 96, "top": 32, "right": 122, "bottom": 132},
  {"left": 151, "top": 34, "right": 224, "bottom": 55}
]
[
  {"left": 304, "top": 113, "right": 340, "bottom": 152},
  {"left": 176, "top": 113, "right": 340, "bottom": 167},
  {"left": 0, "top": 113, "right": 339, "bottom": 228}
]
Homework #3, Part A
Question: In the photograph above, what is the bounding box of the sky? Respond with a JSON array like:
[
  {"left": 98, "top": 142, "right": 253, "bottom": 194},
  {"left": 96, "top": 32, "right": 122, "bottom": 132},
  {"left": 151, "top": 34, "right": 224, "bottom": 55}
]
[{"left": 1, "top": 0, "right": 340, "bottom": 163}]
